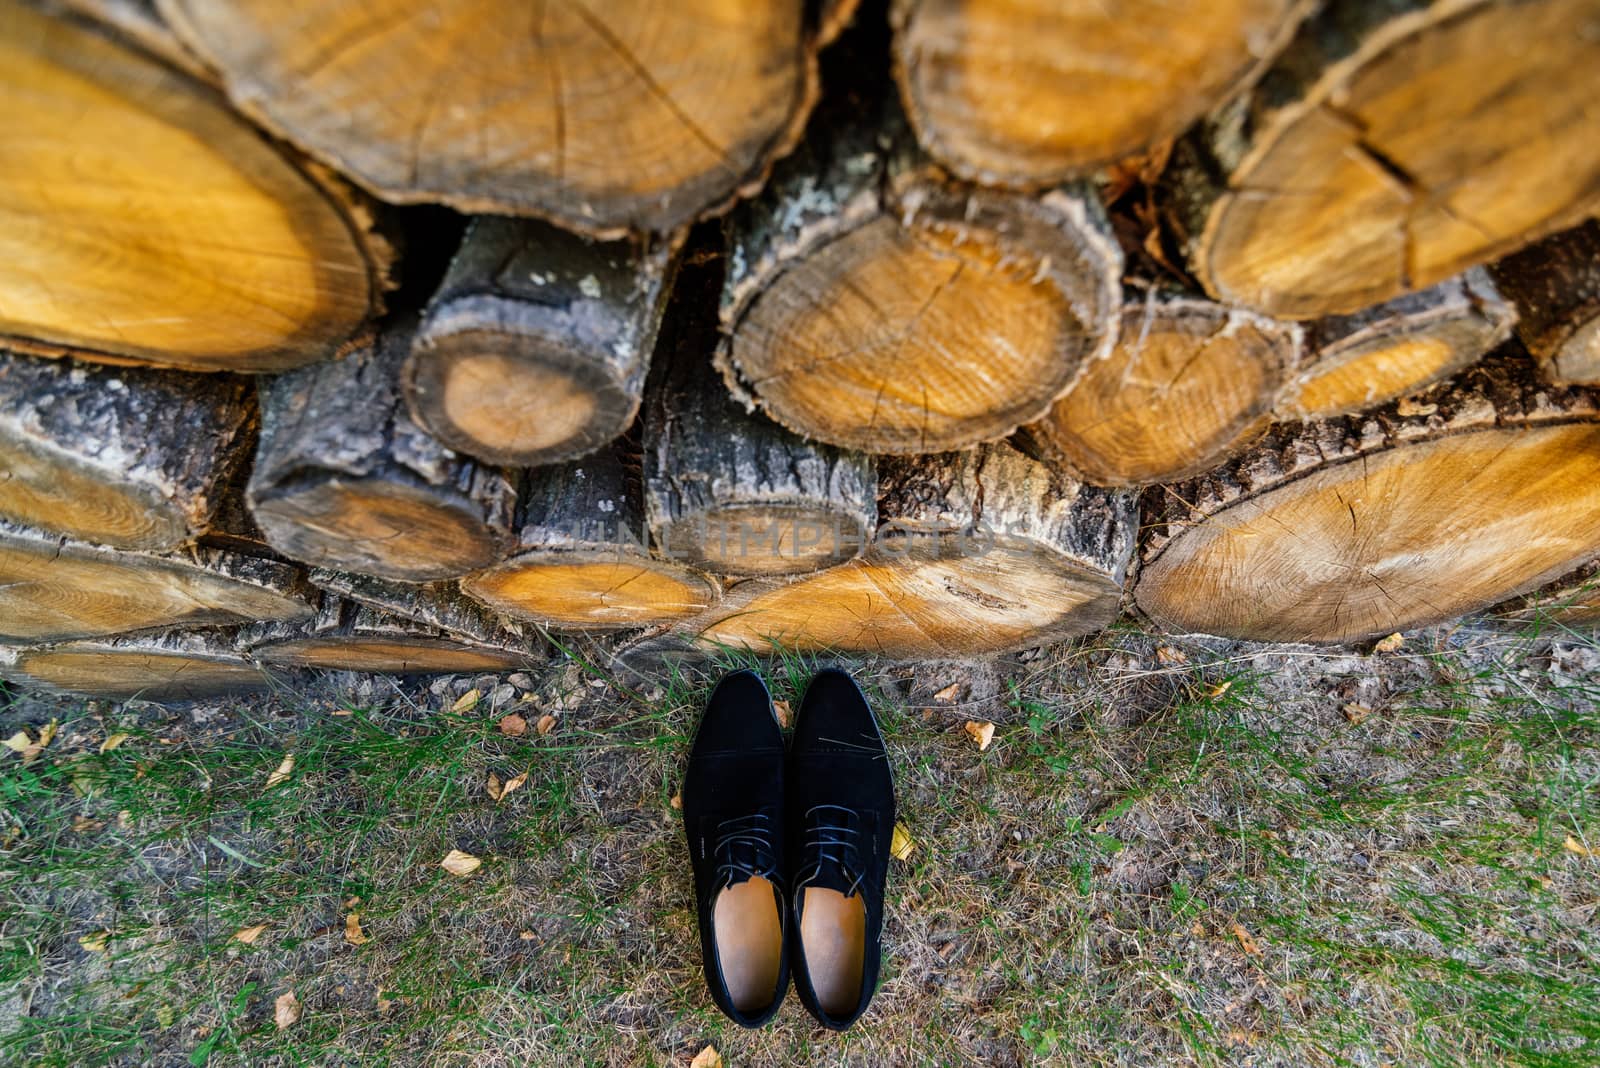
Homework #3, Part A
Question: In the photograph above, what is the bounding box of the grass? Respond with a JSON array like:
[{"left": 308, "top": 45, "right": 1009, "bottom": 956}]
[{"left": 0, "top": 622, "right": 1597, "bottom": 1066}]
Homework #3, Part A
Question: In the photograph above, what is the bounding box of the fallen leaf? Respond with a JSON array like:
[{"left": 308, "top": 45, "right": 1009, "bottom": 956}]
[
  {"left": 78, "top": 930, "right": 110, "bottom": 953},
  {"left": 535, "top": 714, "right": 557, "bottom": 736},
  {"left": 2, "top": 730, "right": 32, "bottom": 755},
  {"left": 772, "top": 699, "right": 792, "bottom": 728},
  {"left": 100, "top": 732, "right": 130, "bottom": 753},
  {"left": 440, "top": 849, "right": 482, "bottom": 877},
  {"left": 669, "top": 793, "right": 682, "bottom": 810},
  {"left": 232, "top": 923, "right": 268, "bottom": 945},
  {"left": 274, "top": 991, "right": 302, "bottom": 1030},
  {"left": 519, "top": 930, "right": 536, "bottom": 941},
  {"left": 344, "top": 912, "right": 370, "bottom": 946},
  {"left": 1395, "top": 396, "right": 1438, "bottom": 417},
  {"left": 343, "top": 895, "right": 361, "bottom": 909},
  {"left": 1342, "top": 703, "right": 1372, "bottom": 725},
  {"left": 931, "top": 682, "right": 962, "bottom": 703},
  {"left": 1230, "top": 922, "right": 1262, "bottom": 956},
  {"left": 1373, "top": 633, "right": 1405, "bottom": 654},
  {"left": 964, "top": 721, "right": 996, "bottom": 751},
  {"left": 2, "top": 728, "right": 47, "bottom": 764},
  {"left": 451, "top": 689, "right": 481, "bottom": 714},
  {"left": 37, "top": 720, "right": 58, "bottom": 748},
  {"left": 498, "top": 713, "right": 527, "bottom": 737},
  {"left": 1564, "top": 835, "right": 1594, "bottom": 858},
  {"left": 689, "top": 1045, "right": 722, "bottom": 1068},
  {"left": 485, "top": 772, "right": 503, "bottom": 801},
  {"left": 497, "top": 771, "right": 528, "bottom": 803},
  {"left": 71, "top": 815, "right": 105, "bottom": 834},
  {"left": 1156, "top": 645, "right": 1189, "bottom": 665},
  {"left": 1206, "top": 681, "right": 1233, "bottom": 699},
  {"left": 890, "top": 822, "right": 916, "bottom": 862},
  {"left": 264, "top": 753, "right": 295, "bottom": 791}
]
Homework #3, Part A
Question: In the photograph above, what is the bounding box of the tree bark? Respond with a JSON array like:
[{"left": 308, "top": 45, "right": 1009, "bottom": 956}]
[
  {"left": 309, "top": 568, "right": 536, "bottom": 652},
  {"left": 0, "top": 0, "right": 390, "bottom": 372},
  {"left": 0, "top": 350, "right": 254, "bottom": 551},
  {"left": 1135, "top": 355, "right": 1600, "bottom": 644},
  {"left": 1492, "top": 559, "right": 1600, "bottom": 629},
  {"left": 249, "top": 319, "right": 516, "bottom": 583},
  {"left": 1, "top": 630, "right": 277, "bottom": 700},
  {"left": 1165, "top": 0, "right": 1600, "bottom": 320},
  {"left": 156, "top": 0, "right": 836, "bottom": 235},
  {"left": 1277, "top": 269, "right": 1516, "bottom": 420},
  {"left": 891, "top": 0, "right": 1312, "bottom": 187},
  {"left": 242, "top": 596, "right": 534, "bottom": 674},
  {"left": 462, "top": 447, "right": 720, "bottom": 632},
  {"left": 0, "top": 518, "right": 313, "bottom": 643},
  {"left": 718, "top": 82, "right": 1122, "bottom": 453},
  {"left": 404, "top": 217, "right": 677, "bottom": 466},
  {"left": 1488, "top": 221, "right": 1600, "bottom": 386},
  {"left": 1017, "top": 289, "right": 1302, "bottom": 487}
]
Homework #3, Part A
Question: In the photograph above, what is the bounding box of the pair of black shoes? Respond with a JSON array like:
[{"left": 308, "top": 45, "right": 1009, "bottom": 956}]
[{"left": 681, "top": 668, "right": 894, "bottom": 1030}]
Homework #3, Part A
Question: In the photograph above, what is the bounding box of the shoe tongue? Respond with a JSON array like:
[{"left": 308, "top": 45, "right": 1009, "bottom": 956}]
[{"left": 802, "top": 855, "right": 856, "bottom": 897}]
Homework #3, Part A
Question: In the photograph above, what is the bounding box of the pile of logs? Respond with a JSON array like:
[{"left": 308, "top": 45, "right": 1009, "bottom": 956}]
[{"left": 2, "top": 0, "right": 1599, "bottom": 699}]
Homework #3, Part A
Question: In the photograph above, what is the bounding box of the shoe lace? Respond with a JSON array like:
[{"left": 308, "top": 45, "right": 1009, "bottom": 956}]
[
  {"left": 713, "top": 812, "right": 778, "bottom": 889},
  {"left": 800, "top": 804, "right": 865, "bottom": 898}
]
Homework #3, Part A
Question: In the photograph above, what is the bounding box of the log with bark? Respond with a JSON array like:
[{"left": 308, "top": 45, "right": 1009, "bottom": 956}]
[
  {"left": 243, "top": 597, "right": 532, "bottom": 674},
  {"left": 891, "top": 0, "right": 1313, "bottom": 187},
  {"left": 249, "top": 319, "right": 516, "bottom": 582},
  {"left": 1276, "top": 270, "right": 1516, "bottom": 421},
  {"left": 404, "top": 217, "right": 677, "bottom": 466},
  {"left": 0, "top": 518, "right": 312, "bottom": 644},
  {"left": 462, "top": 448, "right": 720, "bottom": 632},
  {"left": 1, "top": 631, "right": 279, "bottom": 701},
  {"left": 671, "top": 443, "right": 1135, "bottom": 658},
  {"left": 1017, "top": 290, "right": 1302, "bottom": 488},
  {"left": 0, "top": 350, "right": 254, "bottom": 550},
  {"left": 1166, "top": 0, "right": 1600, "bottom": 320},
  {"left": 718, "top": 74, "right": 1122, "bottom": 454},
  {"left": 1135, "top": 355, "right": 1600, "bottom": 644},
  {"left": 1492, "top": 559, "right": 1600, "bottom": 630},
  {"left": 155, "top": 0, "right": 841, "bottom": 235},
  {"left": 309, "top": 568, "right": 536, "bottom": 652},
  {"left": 0, "top": 0, "right": 389, "bottom": 372},
  {"left": 1488, "top": 222, "right": 1600, "bottom": 387}
]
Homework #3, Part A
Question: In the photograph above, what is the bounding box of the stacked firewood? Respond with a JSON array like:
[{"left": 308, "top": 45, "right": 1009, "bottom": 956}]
[{"left": 2, "top": 0, "right": 1598, "bottom": 698}]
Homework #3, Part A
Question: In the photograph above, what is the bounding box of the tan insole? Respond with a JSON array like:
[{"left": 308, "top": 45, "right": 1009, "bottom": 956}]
[
  {"left": 712, "top": 877, "right": 783, "bottom": 1012},
  {"left": 800, "top": 887, "right": 866, "bottom": 1017}
]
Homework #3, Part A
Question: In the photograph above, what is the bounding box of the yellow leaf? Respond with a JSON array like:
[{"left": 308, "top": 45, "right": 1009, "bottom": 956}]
[
  {"left": 772, "top": 699, "right": 792, "bottom": 728},
  {"left": 485, "top": 772, "right": 503, "bottom": 801},
  {"left": 1231, "top": 922, "right": 1262, "bottom": 956},
  {"left": 890, "top": 822, "right": 916, "bottom": 862},
  {"left": 1373, "top": 632, "right": 1405, "bottom": 654},
  {"left": 497, "top": 771, "right": 528, "bottom": 803},
  {"left": 669, "top": 793, "right": 682, "bottom": 811},
  {"left": 440, "top": 849, "right": 482, "bottom": 877},
  {"left": 1564, "top": 835, "right": 1594, "bottom": 858},
  {"left": 344, "top": 912, "right": 370, "bottom": 946},
  {"left": 498, "top": 713, "right": 527, "bottom": 737},
  {"left": 37, "top": 720, "right": 58, "bottom": 748},
  {"left": 264, "top": 753, "right": 294, "bottom": 791},
  {"left": 689, "top": 1045, "right": 723, "bottom": 1068},
  {"left": 2, "top": 730, "right": 32, "bottom": 754},
  {"left": 100, "top": 732, "right": 130, "bottom": 753},
  {"left": 964, "top": 720, "right": 995, "bottom": 751},
  {"left": 274, "top": 990, "right": 302, "bottom": 1030},
  {"left": 78, "top": 930, "right": 110, "bottom": 953},
  {"left": 1156, "top": 645, "right": 1188, "bottom": 665},
  {"left": 232, "top": 924, "right": 268, "bottom": 945},
  {"left": 1206, "top": 681, "right": 1233, "bottom": 699},
  {"left": 535, "top": 714, "right": 557, "bottom": 736},
  {"left": 71, "top": 815, "right": 105, "bottom": 834},
  {"left": 1342, "top": 703, "right": 1372, "bottom": 725},
  {"left": 519, "top": 930, "right": 536, "bottom": 941},
  {"left": 932, "top": 682, "right": 962, "bottom": 703},
  {"left": 451, "top": 689, "right": 481, "bottom": 714}
]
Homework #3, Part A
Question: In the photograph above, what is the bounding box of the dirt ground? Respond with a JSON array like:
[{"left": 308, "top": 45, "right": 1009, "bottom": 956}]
[{"left": 1, "top": 617, "right": 1597, "bottom": 1066}]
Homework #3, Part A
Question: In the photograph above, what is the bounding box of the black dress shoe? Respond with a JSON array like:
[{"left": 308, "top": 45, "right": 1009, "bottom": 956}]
[
  {"left": 786, "top": 668, "right": 894, "bottom": 1030},
  {"left": 682, "top": 669, "right": 789, "bottom": 1027}
]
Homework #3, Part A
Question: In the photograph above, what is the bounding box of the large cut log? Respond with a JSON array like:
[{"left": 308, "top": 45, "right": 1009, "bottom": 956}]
[
  {"left": 1276, "top": 270, "right": 1516, "bottom": 421},
  {"left": 673, "top": 444, "right": 1135, "bottom": 658},
  {"left": 404, "top": 217, "right": 676, "bottom": 466},
  {"left": 0, "top": 632, "right": 277, "bottom": 701},
  {"left": 0, "top": 350, "right": 253, "bottom": 550},
  {"left": 156, "top": 0, "right": 835, "bottom": 235},
  {"left": 0, "top": 519, "right": 312, "bottom": 643},
  {"left": 646, "top": 242, "right": 876, "bottom": 575},
  {"left": 1166, "top": 0, "right": 1600, "bottom": 320},
  {"left": 0, "top": 0, "right": 388, "bottom": 372},
  {"left": 242, "top": 597, "right": 532, "bottom": 674},
  {"left": 718, "top": 85, "right": 1122, "bottom": 453},
  {"left": 462, "top": 449, "right": 720, "bottom": 632},
  {"left": 1017, "top": 290, "right": 1301, "bottom": 488},
  {"left": 1134, "top": 357, "right": 1600, "bottom": 644},
  {"left": 1488, "top": 222, "right": 1600, "bottom": 386},
  {"left": 890, "top": 0, "right": 1312, "bottom": 187},
  {"left": 249, "top": 320, "right": 515, "bottom": 583}
]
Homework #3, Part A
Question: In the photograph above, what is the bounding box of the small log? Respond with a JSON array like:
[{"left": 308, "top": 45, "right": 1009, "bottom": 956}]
[
  {"left": 679, "top": 443, "right": 1136, "bottom": 658},
  {"left": 249, "top": 320, "right": 516, "bottom": 583},
  {"left": 645, "top": 242, "right": 876, "bottom": 576},
  {"left": 718, "top": 76, "right": 1121, "bottom": 453},
  {"left": 1018, "top": 290, "right": 1302, "bottom": 488},
  {"left": 309, "top": 568, "right": 534, "bottom": 652},
  {"left": 1488, "top": 221, "right": 1600, "bottom": 386},
  {"left": 0, "top": 0, "right": 388, "bottom": 371},
  {"left": 1135, "top": 356, "right": 1600, "bottom": 644},
  {"left": 1277, "top": 270, "right": 1516, "bottom": 421},
  {"left": 1166, "top": 0, "right": 1600, "bottom": 319},
  {"left": 157, "top": 0, "right": 833, "bottom": 235},
  {"left": 891, "top": 0, "right": 1312, "bottom": 186},
  {"left": 404, "top": 217, "right": 677, "bottom": 466},
  {"left": 0, "top": 518, "right": 312, "bottom": 643},
  {"left": 243, "top": 597, "right": 532, "bottom": 674},
  {"left": 1, "top": 631, "right": 277, "bottom": 700},
  {"left": 0, "top": 350, "right": 254, "bottom": 550},
  {"left": 462, "top": 448, "right": 720, "bottom": 632}
]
